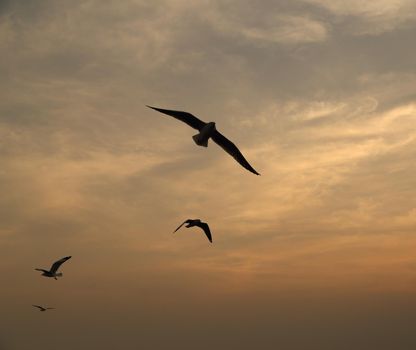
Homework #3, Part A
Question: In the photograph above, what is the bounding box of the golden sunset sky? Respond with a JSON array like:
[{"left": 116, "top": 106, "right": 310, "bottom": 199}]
[{"left": 1, "top": 0, "right": 416, "bottom": 349}]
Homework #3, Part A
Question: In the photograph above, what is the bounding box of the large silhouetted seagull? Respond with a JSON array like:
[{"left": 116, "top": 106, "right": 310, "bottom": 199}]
[
  {"left": 147, "top": 106, "right": 260, "bottom": 175},
  {"left": 32, "top": 305, "right": 55, "bottom": 312},
  {"left": 174, "top": 219, "right": 212, "bottom": 243},
  {"left": 35, "top": 256, "right": 71, "bottom": 280}
]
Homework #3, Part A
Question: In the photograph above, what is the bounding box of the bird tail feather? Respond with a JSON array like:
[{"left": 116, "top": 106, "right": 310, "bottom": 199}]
[
  {"left": 192, "top": 133, "right": 208, "bottom": 147},
  {"left": 56, "top": 273, "right": 63, "bottom": 277}
]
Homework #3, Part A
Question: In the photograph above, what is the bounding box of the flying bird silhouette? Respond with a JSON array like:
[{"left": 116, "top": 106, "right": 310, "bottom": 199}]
[
  {"left": 147, "top": 106, "right": 260, "bottom": 175},
  {"left": 32, "top": 305, "right": 55, "bottom": 312},
  {"left": 35, "top": 256, "right": 71, "bottom": 280},
  {"left": 174, "top": 219, "right": 212, "bottom": 243}
]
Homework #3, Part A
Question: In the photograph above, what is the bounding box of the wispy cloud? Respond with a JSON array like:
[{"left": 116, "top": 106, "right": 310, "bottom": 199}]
[
  {"left": 205, "top": 10, "right": 330, "bottom": 44},
  {"left": 1, "top": 1, "right": 416, "bottom": 348},
  {"left": 303, "top": 0, "right": 416, "bottom": 34}
]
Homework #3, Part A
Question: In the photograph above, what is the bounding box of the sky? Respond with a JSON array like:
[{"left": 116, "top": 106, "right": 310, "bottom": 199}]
[{"left": 1, "top": 0, "right": 416, "bottom": 349}]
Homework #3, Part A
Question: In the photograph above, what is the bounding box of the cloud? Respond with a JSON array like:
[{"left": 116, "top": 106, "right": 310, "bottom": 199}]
[
  {"left": 205, "top": 10, "right": 330, "bottom": 44},
  {"left": 1, "top": 1, "right": 416, "bottom": 348},
  {"left": 303, "top": 0, "right": 416, "bottom": 35},
  {"left": 0, "top": 0, "right": 414, "bottom": 249}
]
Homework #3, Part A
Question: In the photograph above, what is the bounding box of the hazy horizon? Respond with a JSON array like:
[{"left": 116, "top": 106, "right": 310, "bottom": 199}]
[{"left": 1, "top": 0, "right": 416, "bottom": 349}]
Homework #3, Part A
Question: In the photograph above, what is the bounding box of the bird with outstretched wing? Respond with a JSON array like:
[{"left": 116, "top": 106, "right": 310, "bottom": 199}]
[
  {"left": 147, "top": 106, "right": 260, "bottom": 175},
  {"left": 174, "top": 219, "right": 212, "bottom": 243}
]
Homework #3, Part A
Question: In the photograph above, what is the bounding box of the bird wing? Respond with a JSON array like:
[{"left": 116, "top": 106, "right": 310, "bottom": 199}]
[
  {"left": 50, "top": 256, "right": 71, "bottom": 274},
  {"left": 196, "top": 222, "right": 212, "bottom": 243},
  {"left": 147, "top": 106, "right": 206, "bottom": 131},
  {"left": 34, "top": 268, "right": 47, "bottom": 272},
  {"left": 211, "top": 130, "right": 260, "bottom": 175},
  {"left": 173, "top": 220, "right": 191, "bottom": 233},
  {"left": 32, "top": 305, "right": 44, "bottom": 310}
]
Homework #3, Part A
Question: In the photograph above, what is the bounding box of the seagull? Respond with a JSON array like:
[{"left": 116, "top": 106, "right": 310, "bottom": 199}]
[
  {"left": 147, "top": 106, "right": 260, "bottom": 175},
  {"left": 32, "top": 305, "right": 55, "bottom": 312},
  {"left": 174, "top": 219, "right": 212, "bottom": 243},
  {"left": 35, "top": 256, "right": 71, "bottom": 280}
]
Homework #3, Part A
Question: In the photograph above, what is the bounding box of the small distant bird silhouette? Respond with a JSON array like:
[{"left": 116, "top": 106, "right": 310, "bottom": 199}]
[
  {"left": 147, "top": 106, "right": 260, "bottom": 175},
  {"left": 35, "top": 256, "right": 71, "bottom": 280},
  {"left": 174, "top": 219, "right": 212, "bottom": 243},
  {"left": 32, "top": 305, "right": 54, "bottom": 312}
]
